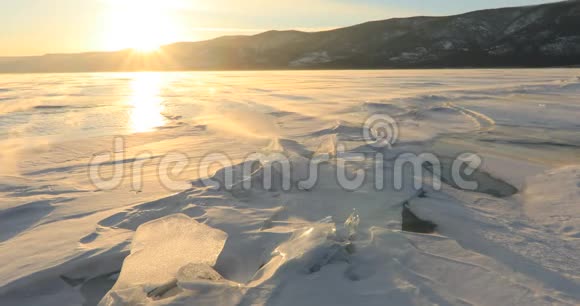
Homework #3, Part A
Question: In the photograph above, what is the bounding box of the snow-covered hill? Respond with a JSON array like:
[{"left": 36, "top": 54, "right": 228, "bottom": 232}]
[{"left": 1, "top": 1, "right": 580, "bottom": 72}]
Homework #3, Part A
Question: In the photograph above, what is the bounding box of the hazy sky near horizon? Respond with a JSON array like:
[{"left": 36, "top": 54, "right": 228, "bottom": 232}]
[{"left": 1, "top": 0, "right": 561, "bottom": 56}]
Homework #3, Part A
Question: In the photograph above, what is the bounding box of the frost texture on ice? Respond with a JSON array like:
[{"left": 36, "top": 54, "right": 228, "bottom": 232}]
[
  {"left": 105, "top": 213, "right": 227, "bottom": 292},
  {"left": 524, "top": 165, "right": 580, "bottom": 231}
]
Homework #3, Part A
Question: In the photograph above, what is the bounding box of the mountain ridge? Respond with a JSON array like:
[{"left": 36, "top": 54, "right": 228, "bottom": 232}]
[{"left": 1, "top": 0, "right": 580, "bottom": 72}]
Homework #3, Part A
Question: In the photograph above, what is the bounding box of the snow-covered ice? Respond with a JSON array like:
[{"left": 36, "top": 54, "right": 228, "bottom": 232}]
[
  {"left": 0, "top": 69, "right": 579, "bottom": 305},
  {"left": 99, "top": 214, "right": 227, "bottom": 305}
]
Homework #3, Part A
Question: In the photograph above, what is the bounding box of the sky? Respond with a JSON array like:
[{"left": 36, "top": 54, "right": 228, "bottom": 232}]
[{"left": 0, "top": 0, "right": 561, "bottom": 56}]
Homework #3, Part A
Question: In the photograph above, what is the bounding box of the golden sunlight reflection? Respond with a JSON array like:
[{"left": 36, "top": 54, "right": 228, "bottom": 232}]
[{"left": 128, "top": 73, "right": 165, "bottom": 133}]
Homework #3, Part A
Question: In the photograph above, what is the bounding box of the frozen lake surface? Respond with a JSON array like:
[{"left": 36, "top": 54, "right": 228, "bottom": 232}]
[{"left": 1, "top": 69, "right": 579, "bottom": 305}]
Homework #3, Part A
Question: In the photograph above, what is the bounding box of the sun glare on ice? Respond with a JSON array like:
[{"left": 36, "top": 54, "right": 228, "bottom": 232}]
[{"left": 128, "top": 73, "right": 166, "bottom": 133}]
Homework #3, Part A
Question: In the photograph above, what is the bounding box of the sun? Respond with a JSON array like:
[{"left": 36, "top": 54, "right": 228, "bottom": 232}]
[
  {"left": 102, "top": 0, "right": 181, "bottom": 52},
  {"left": 121, "top": 18, "right": 165, "bottom": 53}
]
